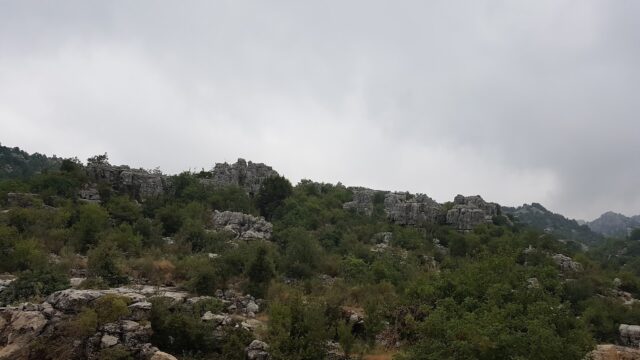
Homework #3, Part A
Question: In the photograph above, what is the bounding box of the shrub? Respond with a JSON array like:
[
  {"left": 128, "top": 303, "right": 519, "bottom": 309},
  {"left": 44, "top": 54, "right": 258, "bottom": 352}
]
[
  {"left": 94, "top": 294, "right": 131, "bottom": 324},
  {"left": 87, "top": 241, "right": 128, "bottom": 286},
  {"left": 0, "top": 266, "right": 69, "bottom": 305}
]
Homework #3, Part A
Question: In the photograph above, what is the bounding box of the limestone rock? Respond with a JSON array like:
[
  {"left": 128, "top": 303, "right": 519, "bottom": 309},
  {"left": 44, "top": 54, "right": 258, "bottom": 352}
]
[
  {"left": 246, "top": 300, "right": 259, "bottom": 314},
  {"left": 210, "top": 210, "right": 272, "bottom": 240},
  {"left": 446, "top": 195, "right": 499, "bottom": 231},
  {"left": 200, "top": 158, "right": 279, "bottom": 196},
  {"left": 101, "top": 334, "right": 118, "bottom": 348},
  {"left": 384, "top": 192, "right": 442, "bottom": 225},
  {"left": 619, "top": 324, "right": 640, "bottom": 347},
  {"left": 552, "top": 254, "right": 583, "bottom": 272},
  {"left": 343, "top": 188, "right": 377, "bottom": 216},
  {"left": 83, "top": 163, "right": 169, "bottom": 202},
  {"left": 46, "top": 289, "right": 105, "bottom": 313},
  {"left": 150, "top": 351, "right": 179, "bottom": 360},
  {"left": 246, "top": 339, "right": 270, "bottom": 360}
]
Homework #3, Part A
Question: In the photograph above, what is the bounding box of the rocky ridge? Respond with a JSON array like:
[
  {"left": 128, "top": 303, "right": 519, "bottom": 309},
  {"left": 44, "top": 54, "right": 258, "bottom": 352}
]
[{"left": 344, "top": 188, "right": 499, "bottom": 231}]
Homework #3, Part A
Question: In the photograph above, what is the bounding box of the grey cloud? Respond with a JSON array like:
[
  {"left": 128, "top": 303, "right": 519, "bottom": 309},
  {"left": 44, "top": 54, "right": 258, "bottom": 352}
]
[{"left": 0, "top": 0, "right": 639, "bottom": 219}]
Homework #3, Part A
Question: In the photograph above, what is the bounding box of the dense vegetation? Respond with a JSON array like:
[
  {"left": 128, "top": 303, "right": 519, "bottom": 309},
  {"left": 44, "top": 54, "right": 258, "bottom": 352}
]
[{"left": 1, "top": 147, "right": 640, "bottom": 359}]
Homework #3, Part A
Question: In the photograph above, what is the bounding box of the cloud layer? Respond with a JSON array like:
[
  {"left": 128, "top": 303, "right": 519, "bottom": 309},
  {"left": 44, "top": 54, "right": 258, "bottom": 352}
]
[{"left": 1, "top": 1, "right": 639, "bottom": 220}]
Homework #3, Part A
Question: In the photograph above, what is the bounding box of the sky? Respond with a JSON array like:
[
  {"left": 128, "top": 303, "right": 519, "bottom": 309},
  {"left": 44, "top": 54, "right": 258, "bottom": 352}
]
[{"left": 0, "top": 1, "right": 639, "bottom": 220}]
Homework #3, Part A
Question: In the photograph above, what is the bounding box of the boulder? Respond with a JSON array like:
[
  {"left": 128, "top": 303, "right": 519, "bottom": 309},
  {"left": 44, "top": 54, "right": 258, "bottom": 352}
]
[
  {"left": 46, "top": 289, "right": 104, "bottom": 313},
  {"left": 150, "top": 351, "right": 179, "bottom": 360},
  {"left": 246, "top": 339, "right": 270, "bottom": 360},
  {"left": 619, "top": 324, "right": 640, "bottom": 347},
  {"left": 210, "top": 211, "right": 272, "bottom": 240},
  {"left": 552, "top": 254, "right": 583, "bottom": 272},
  {"left": 101, "top": 334, "right": 118, "bottom": 348}
]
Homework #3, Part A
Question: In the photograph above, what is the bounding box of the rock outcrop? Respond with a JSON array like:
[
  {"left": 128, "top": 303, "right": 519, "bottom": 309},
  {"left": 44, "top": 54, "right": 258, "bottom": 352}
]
[
  {"left": 343, "top": 188, "right": 378, "bottom": 216},
  {"left": 82, "top": 164, "right": 170, "bottom": 202},
  {"left": 619, "top": 324, "right": 640, "bottom": 347},
  {"left": 446, "top": 195, "right": 499, "bottom": 231},
  {"left": 245, "top": 340, "right": 270, "bottom": 360},
  {"left": 1, "top": 285, "right": 266, "bottom": 359},
  {"left": 343, "top": 190, "right": 498, "bottom": 231},
  {"left": 552, "top": 254, "right": 583, "bottom": 272},
  {"left": 384, "top": 192, "right": 442, "bottom": 226},
  {"left": 210, "top": 210, "right": 273, "bottom": 240},
  {"left": 200, "top": 158, "right": 278, "bottom": 196}
]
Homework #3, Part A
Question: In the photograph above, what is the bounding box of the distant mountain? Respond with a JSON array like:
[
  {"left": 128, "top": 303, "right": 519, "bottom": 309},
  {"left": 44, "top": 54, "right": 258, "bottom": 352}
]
[
  {"left": 502, "top": 203, "right": 603, "bottom": 245},
  {"left": 0, "top": 143, "right": 62, "bottom": 180},
  {"left": 587, "top": 211, "right": 640, "bottom": 238}
]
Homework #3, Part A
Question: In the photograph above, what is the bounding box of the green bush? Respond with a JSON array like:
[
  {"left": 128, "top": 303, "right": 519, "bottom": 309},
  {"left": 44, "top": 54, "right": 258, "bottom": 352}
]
[
  {"left": 87, "top": 240, "right": 128, "bottom": 286},
  {"left": 0, "top": 266, "right": 69, "bottom": 305},
  {"left": 94, "top": 294, "right": 131, "bottom": 324}
]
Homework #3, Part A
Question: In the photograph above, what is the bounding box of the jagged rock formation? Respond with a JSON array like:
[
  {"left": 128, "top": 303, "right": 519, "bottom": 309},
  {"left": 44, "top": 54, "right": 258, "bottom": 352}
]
[
  {"left": 343, "top": 188, "right": 378, "bottom": 216},
  {"left": 82, "top": 164, "right": 170, "bottom": 202},
  {"left": 502, "top": 203, "right": 603, "bottom": 245},
  {"left": 446, "top": 195, "right": 499, "bottom": 231},
  {"left": 210, "top": 211, "right": 273, "bottom": 240},
  {"left": 588, "top": 212, "right": 640, "bottom": 238},
  {"left": 385, "top": 193, "right": 442, "bottom": 226},
  {"left": 200, "top": 158, "right": 278, "bottom": 196},
  {"left": 343, "top": 189, "right": 498, "bottom": 231}
]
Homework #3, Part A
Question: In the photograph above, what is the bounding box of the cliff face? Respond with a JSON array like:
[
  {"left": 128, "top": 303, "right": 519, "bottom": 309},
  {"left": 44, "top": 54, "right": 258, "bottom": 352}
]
[
  {"left": 200, "top": 158, "right": 279, "bottom": 196},
  {"left": 81, "top": 164, "right": 170, "bottom": 202}
]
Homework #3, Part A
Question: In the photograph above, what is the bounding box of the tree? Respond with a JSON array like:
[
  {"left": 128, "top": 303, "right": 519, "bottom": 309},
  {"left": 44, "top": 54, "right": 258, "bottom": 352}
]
[
  {"left": 72, "top": 204, "right": 109, "bottom": 251},
  {"left": 247, "top": 246, "right": 275, "bottom": 298},
  {"left": 631, "top": 228, "right": 640, "bottom": 241},
  {"left": 255, "top": 176, "right": 293, "bottom": 220},
  {"left": 87, "top": 153, "right": 109, "bottom": 166},
  {"left": 87, "top": 240, "right": 128, "bottom": 287}
]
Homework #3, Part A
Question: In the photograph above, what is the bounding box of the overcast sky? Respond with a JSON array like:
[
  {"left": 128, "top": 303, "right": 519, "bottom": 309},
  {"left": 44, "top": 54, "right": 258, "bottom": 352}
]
[{"left": 1, "top": 1, "right": 639, "bottom": 220}]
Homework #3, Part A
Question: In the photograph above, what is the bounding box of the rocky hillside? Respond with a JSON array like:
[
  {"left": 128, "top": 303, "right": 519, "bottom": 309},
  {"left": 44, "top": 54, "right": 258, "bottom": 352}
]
[
  {"left": 2, "top": 144, "right": 640, "bottom": 360},
  {"left": 0, "top": 144, "right": 61, "bottom": 180},
  {"left": 587, "top": 211, "right": 640, "bottom": 238},
  {"left": 502, "top": 203, "right": 603, "bottom": 246}
]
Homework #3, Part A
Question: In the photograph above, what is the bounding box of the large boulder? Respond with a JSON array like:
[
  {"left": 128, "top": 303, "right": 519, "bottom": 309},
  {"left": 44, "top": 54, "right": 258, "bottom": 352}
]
[
  {"left": 210, "top": 211, "right": 272, "bottom": 240},
  {"left": 200, "top": 158, "right": 278, "bottom": 196},
  {"left": 0, "top": 309, "right": 47, "bottom": 359},
  {"left": 45, "top": 289, "right": 105, "bottom": 313},
  {"left": 552, "top": 254, "right": 583, "bottom": 273},
  {"left": 246, "top": 340, "right": 270, "bottom": 360},
  {"left": 619, "top": 324, "right": 640, "bottom": 347}
]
